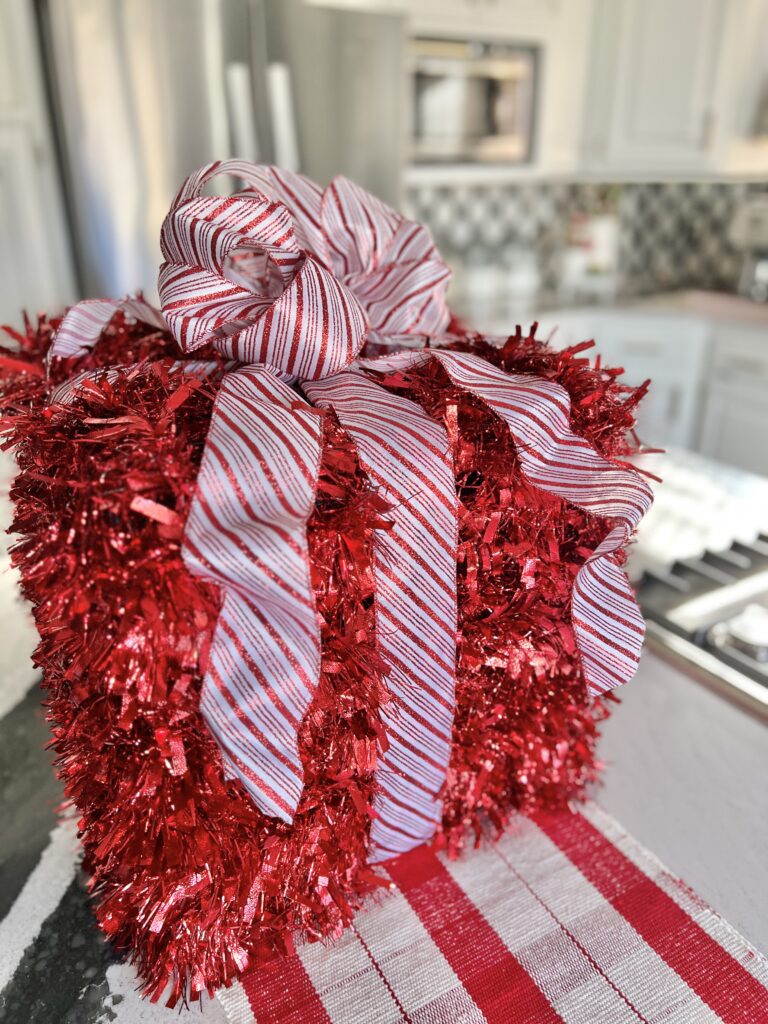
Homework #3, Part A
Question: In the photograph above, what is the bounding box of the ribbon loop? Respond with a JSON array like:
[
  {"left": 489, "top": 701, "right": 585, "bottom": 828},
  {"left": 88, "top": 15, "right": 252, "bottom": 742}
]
[
  {"left": 322, "top": 175, "right": 452, "bottom": 336},
  {"left": 159, "top": 174, "right": 368, "bottom": 377},
  {"left": 159, "top": 194, "right": 300, "bottom": 277}
]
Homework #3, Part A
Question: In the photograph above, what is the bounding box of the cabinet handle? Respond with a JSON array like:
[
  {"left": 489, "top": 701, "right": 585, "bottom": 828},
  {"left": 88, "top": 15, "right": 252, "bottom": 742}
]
[
  {"left": 667, "top": 386, "right": 682, "bottom": 423},
  {"left": 725, "top": 355, "right": 766, "bottom": 377},
  {"left": 701, "top": 109, "right": 717, "bottom": 150}
]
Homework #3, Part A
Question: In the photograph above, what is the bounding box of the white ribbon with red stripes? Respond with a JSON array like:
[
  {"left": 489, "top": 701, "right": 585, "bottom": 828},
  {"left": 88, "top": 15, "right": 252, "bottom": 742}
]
[
  {"left": 304, "top": 372, "right": 458, "bottom": 858},
  {"left": 51, "top": 160, "right": 652, "bottom": 858}
]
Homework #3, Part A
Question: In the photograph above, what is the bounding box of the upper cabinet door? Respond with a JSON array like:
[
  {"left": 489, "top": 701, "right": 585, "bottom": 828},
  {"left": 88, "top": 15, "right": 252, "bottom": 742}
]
[{"left": 584, "top": 0, "right": 725, "bottom": 174}]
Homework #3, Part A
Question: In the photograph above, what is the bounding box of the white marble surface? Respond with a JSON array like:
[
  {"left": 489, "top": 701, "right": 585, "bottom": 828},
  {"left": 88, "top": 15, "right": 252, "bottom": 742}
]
[
  {"left": 631, "top": 288, "right": 768, "bottom": 327},
  {"left": 599, "top": 647, "right": 768, "bottom": 953}
]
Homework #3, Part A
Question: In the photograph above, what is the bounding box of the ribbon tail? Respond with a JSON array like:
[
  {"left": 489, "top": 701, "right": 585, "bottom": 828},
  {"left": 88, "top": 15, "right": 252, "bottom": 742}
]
[
  {"left": 430, "top": 350, "right": 652, "bottom": 696},
  {"left": 49, "top": 359, "right": 229, "bottom": 407},
  {"left": 183, "top": 364, "right": 323, "bottom": 822},
  {"left": 571, "top": 528, "right": 646, "bottom": 695},
  {"left": 51, "top": 297, "right": 166, "bottom": 359},
  {"left": 354, "top": 347, "right": 653, "bottom": 695},
  {"left": 304, "top": 371, "right": 458, "bottom": 861}
]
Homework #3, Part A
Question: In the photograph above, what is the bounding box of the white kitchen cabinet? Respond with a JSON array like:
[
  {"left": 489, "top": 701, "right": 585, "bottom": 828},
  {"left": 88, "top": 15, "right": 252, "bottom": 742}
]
[
  {"left": 629, "top": 375, "right": 690, "bottom": 451},
  {"left": 699, "top": 382, "right": 768, "bottom": 477},
  {"left": 698, "top": 324, "right": 768, "bottom": 476},
  {"left": 0, "top": 0, "right": 75, "bottom": 325},
  {"left": 582, "top": 0, "right": 768, "bottom": 177},
  {"left": 595, "top": 315, "right": 711, "bottom": 450},
  {"left": 319, "top": 0, "right": 768, "bottom": 180},
  {"left": 402, "top": 0, "right": 571, "bottom": 36},
  {"left": 535, "top": 310, "right": 710, "bottom": 450},
  {"left": 312, "top": 0, "right": 567, "bottom": 35},
  {"left": 317, "top": 0, "right": 596, "bottom": 181},
  {"left": 582, "top": 0, "right": 724, "bottom": 174}
]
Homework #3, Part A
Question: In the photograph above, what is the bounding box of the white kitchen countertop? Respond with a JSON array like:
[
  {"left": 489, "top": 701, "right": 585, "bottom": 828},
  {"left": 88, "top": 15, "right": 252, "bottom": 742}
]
[
  {"left": 629, "top": 288, "right": 768, "bottom": 328},
  {"left": 603, "top": 445, "right": 768, "bottom": 953},
  {"left": 599, "top": 647, "right": 768, "bottom": 953},
  {"left": 478, "top": 288, "right": 768, "bottom": 351},
  {"left": 532, "top": 288, "right": 768, "bottom": 333}
]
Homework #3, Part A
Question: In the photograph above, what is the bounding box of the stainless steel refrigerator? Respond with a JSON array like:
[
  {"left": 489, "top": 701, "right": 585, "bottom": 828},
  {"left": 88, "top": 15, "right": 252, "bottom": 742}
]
[{"left": 38, "top": 0, "right": 406, "bottom": 300}]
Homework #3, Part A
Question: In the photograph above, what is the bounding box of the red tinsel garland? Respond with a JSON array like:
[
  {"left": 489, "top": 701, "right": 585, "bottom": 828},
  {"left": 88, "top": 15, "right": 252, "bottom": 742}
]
[{"left": 0, "top": 315, "right": 647, "bottom": 1002}]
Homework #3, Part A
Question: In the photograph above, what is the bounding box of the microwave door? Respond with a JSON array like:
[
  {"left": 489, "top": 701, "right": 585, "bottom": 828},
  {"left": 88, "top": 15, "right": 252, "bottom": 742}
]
[
  {"left": 420, "top": 80, "right": 494, "bottom": 158},
  {"left": 411, "top": 40, "right": 536, "bottom": 165},
  {"left": 482, "top": 77, "right": 533, "bottom": 161}
]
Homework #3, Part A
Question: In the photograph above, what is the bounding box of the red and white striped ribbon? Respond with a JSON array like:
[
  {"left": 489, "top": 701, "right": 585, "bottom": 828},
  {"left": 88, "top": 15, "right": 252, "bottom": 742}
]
[
  {"left": 320, "top": 175, "right": 451, "bottom": 336},
  {"left": 304, "top": 372, "right": 458, "bottom": 858},
  {"left": 51, "top": 296, "right": 166, "bottom": 358},
  {"left": 168, "top": 160, "right": 330, "bottom": 261},
  {"left": 357, "top": 348, "right": 653, "bottom": 696},
  {"left": 158, "top": 164, "right": 367, "bottom": 379},
  {"left": 431, "top": 351, "right": 652, "bottom": 695},
  {"left": 49, "top": 161, "right": 652, "bottom": 839},
  {"left": 182, "top": 365, "right": 323, "bottom": 821}
]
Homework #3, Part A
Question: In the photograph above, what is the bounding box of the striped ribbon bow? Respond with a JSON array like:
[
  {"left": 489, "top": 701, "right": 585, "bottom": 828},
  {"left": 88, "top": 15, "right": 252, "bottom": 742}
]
[{"left": 52, "top": 160, "right": 652, "bottom": 861}]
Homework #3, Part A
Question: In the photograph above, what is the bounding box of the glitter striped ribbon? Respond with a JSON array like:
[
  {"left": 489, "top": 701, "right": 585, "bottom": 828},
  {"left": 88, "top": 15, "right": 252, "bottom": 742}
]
[
  {"left": 434, "top": 351, "right": 651, "bottom": 696},
  {"left": 50, "top": 160, "right": 652, "bottom": 847},
  {"left": 182, "top": 365, "right": 323, "bottom": 820},
  {"left": 304, "top": 372, "right": 458, "bottom": 859},
  {"left": 52, "top": 296, "right": 166, "bottom": 357},
  {"left": 354, "top": 347, "right": 652, "bottom": 698}
]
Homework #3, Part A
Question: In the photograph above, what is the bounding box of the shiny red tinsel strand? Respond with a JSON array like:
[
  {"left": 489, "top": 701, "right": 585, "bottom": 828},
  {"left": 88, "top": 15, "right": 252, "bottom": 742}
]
[{"left": 0, "top": 315, "right": 647, "bottom": 1002}]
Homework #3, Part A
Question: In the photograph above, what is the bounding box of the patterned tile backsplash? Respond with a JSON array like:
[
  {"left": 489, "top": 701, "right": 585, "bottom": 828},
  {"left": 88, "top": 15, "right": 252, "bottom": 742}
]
[{"left": 404, "top": 181, "right": 768, "bottom": 317}]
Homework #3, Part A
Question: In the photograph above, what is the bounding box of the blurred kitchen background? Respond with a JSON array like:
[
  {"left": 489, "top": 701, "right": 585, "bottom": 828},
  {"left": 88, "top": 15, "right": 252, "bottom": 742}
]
[
  {"left": 3, "top": 0, "right": 768, "bottom": 472},
  {"left": 1, "top": 0, "right": 768, "bottom": 972}
]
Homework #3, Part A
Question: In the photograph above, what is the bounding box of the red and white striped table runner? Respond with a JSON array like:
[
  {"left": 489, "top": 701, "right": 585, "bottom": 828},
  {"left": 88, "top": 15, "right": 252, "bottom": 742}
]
[{"left": 217, "top": 803, "right": 768, "bottom": 1024}]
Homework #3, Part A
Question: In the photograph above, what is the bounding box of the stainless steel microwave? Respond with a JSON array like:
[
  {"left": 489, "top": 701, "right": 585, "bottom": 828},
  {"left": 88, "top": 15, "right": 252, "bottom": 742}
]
[{"left": 410, "top": 37, "right": 537, "bottom": 164}]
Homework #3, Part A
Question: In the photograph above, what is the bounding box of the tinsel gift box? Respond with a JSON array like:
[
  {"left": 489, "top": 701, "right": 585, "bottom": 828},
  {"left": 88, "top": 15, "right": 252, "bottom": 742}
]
[{"left": 0, "top": 160, "right": 652, "bottom": 1004}]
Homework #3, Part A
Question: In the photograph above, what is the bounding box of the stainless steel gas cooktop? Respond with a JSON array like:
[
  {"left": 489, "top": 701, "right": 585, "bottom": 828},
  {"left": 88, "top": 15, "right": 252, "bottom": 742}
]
[
  {"left": 637, "top": 536, "right": 768, "bottom": 717},
  {"left": 629, "top": 449, "right": 768, "bottom": 719}
]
